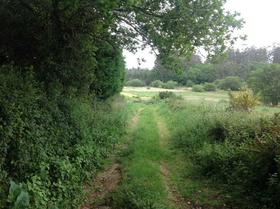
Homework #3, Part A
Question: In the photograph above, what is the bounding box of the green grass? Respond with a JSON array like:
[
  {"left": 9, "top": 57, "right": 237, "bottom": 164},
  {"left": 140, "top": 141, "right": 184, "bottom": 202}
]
[
  {"left": 122, "top": 87, "right": 280, "bottom": 114},
  {"left": 111, "top": 105, "right": 172, "bottom": 209},
  {"left": 158, "top": 102, "right": 230, "bottom": 208}
]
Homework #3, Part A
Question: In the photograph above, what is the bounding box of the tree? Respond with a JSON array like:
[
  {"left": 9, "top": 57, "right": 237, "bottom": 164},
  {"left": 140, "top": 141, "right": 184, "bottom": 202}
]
[
  {"left": 249, "top": 65, "right": 280, "bottom": 106},
  {"left": 0, "top": 0, "right": 243, "bottom": 97},
  {"left": 188, "top": 64, "right": 216, "bottom": 84},
  {"left": 218, "top": 76, "right": 242, "bottom": 91}
]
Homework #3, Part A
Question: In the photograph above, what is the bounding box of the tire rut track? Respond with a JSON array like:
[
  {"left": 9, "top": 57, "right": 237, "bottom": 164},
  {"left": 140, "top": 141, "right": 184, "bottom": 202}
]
[{"left": 79, "top": 108, "right": 144, "bottom": 209}]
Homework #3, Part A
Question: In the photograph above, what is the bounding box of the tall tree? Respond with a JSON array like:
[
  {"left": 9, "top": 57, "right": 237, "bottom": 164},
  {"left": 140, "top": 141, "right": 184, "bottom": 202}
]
[{"left": 0, "top": 0, "right": 243, "bottom": 96}]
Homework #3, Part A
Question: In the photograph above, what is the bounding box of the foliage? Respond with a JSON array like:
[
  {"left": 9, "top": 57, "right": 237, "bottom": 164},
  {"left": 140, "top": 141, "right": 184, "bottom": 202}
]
[
  {"left": 192, "top": 85, "right": 204, "bottom": 92},
  {"left": 249, "top": 64, "right": 280, "bottom": 106},
  {"left": 8, "top": 181, "right": 30, "bottom": 209},
  {"left": 162, "top": 80, "right": 178, "bottom": 89},
  {"left": 150, "top": 80, "right": 164, "bottom": 88},
  {"left": 203, "top": 83, "right": 216, "bottom": 92},
  {"left": 0, "top": 0, "right": 245, "bottom": 208},
  {"left": 158, "top": 91, "right": 176, "bottom": 100},
  {"left": 186, "top": 80, "right": 195, "bottom": 87},
  {"left": 0, "top": 0, "right": 243, "bottom": 82},
  {"left": 217, "top": 76, "right": 242, "bottom": 91},
  {"left": 167, "top": 103, "right": 280, "bottom": 208},
  {"left": 0, "top": 68, "right": 128, "bottom": 208},
  {"left": 229, "top": 89, "right": 259, "bottom": 111},
  {"left": 90, "top": 46, "right": 125, "bottom": 99},
  {"left": 126, "top": 79, "right": 146, "bottom": 87},
  {"left": 188, "top": 64, "right": 216, "bottom": 84}
]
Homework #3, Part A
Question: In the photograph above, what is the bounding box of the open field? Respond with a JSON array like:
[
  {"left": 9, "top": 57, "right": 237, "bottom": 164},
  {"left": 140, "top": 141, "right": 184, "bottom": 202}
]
[
  {"left": 122, "top": 86, "right": 280, "bottom": 113},
  {"left": 85, "top": 87, "right": 280, "bottom": 209},
  {"left": 122, "top": 86, "right": 229, "bottom": 102}
]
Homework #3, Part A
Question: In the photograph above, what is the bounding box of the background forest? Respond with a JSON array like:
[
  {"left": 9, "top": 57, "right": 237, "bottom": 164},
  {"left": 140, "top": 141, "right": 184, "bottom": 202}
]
[{"left": 126, "top": 46, "right": 280, "bottom": 105}]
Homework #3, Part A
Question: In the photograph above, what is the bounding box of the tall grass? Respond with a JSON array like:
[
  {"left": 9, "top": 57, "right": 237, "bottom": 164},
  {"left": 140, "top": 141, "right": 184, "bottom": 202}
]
[{"left": 161, "top": 100, "right": 280, "bottom": 208}]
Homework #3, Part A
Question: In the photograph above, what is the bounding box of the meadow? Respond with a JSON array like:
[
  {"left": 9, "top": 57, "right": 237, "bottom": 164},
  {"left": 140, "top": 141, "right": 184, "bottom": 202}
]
[{"left": 104, "top": 86, "right": 280, "bottom": 209}]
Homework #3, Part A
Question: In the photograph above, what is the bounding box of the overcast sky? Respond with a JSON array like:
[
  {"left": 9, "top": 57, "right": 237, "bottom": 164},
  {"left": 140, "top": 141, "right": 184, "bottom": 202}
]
[{"left": 124, "top": 0, "right": 280, "bottom": 69}]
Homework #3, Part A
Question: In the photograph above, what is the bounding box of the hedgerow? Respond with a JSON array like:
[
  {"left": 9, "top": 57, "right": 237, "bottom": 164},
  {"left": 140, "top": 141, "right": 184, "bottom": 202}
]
[{"left": 0, "top": 66, "right": 127, "bottom": 209}]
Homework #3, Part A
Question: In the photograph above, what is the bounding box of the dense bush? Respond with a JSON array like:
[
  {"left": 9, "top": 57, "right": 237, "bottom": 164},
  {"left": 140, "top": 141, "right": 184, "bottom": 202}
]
[
  {"left": 126, "top": 79, "right": 145, "bottom": 87},
  {"left": 158, "top": 91, "right": 177, "bottom": 100},
  {"left": 169, "top": 104, "right": 280, "bottom": 208},
  {"left": 192, "top": 85, "right": 204, "bottom": 92},
  {"left": 150, "top": 80, "right": 164, "bottom": 88},
  {"left": 0, "top": 67, "right": 128, "bottom": 208},
  {"left": 217, "top": 76, "right": 242, "bottom": 91},
  {"left": 203, "top": 83, "right": 216, "bottom": 91},
  {"left": 162, "top": 80, "right": 178, "bottom": 89},
  {"left": 229, "top": 89, "right": 259, "bottom": 111}
]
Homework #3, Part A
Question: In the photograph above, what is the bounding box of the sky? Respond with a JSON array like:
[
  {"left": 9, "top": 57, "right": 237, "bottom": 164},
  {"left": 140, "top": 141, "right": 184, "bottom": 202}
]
[{"left": 124, "top": 0, "right": 280, "bottom": 69}]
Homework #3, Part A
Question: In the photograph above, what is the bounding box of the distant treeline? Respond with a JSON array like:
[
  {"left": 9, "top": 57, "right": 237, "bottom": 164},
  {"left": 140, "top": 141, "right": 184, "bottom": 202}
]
[
  {"left": 127, "top": 46, "right": 280, "bottom": 86},
  {"left": 126, "top": 47, "right": 280, "bottom": 106}
]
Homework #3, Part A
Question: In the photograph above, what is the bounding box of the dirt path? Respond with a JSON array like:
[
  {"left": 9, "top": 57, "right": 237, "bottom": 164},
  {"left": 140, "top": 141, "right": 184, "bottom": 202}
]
[
  {"left": 80, "top": 108, "right": 144, "bottom": 209},
  {"left": 156, "top": 116, "right": 190, "bottom": 209}
]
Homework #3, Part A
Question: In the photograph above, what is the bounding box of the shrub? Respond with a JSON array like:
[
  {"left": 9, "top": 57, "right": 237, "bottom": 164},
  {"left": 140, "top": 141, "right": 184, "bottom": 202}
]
[
  {"left": 192, "top": 85, "right": 204, "bottom": 92},
  {"left": 217, "top": 76, "right": 242, "bottom": 91},
  {"left": 0, "top": 67, "right": 128, "bottom": 208},
  {"left": 203, "top": 83, "right": 216, "bottom": 91},
  {"left": 229, "top": 89, "right": 259, "bottom": 111},
  {"left": 150, "top": 80, "right": 164, "bottom": 88},
  {"left": 162, "top": 80, "right": 178, "bottom": 89},
  {"left": 126, "top": 79, "right": 145, "bottom": 87},
  {"left": 186, "top": 80, "right": 195, "bottom": 87},
  {"left": 158, "top": 91, "right": 176, "bottom": 99}
]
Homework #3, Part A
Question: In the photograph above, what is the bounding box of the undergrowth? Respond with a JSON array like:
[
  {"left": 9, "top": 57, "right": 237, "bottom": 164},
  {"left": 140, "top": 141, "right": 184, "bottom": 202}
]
[
  {"left": 0, "top": 69, "right": 128, "bottom": 208},
  {"left": 160, "top": 99, "right": 280, "bottom": 209}
]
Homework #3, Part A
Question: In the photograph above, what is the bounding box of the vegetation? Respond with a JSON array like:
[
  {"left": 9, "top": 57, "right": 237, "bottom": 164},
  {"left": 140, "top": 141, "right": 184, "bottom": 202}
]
[
  {"left": 229, "top": 89, "right": 259, "bottom": 111},
  {"left": 249, "top": 64, "right": 280, "bottom": 106},
  {"left": 162, "top": 101, "right": 280, "bottom": 208},
  {"left": 158, "top": 92, "right": 177, "bottom": 100},
  {"left": 192, "top": 85, "right": 205, "bottom": 92},
  {"left": 162, "top": 81, "right": 178, "bottom": 89},
  {"left": 111, "top": 107, "right": 171, "bottom": 209},
  {"left": 150, "top": 80, "right": 164, "bottom": 88},
  {"left": 3, "top": 0, "right": 280, "bottom": 209},
  {"left": 0, "top": 66, "right": 128, "bottom": 208},
  {"left": 203, "top": 83, "right": 217, "bottom": 92},
  {"left": 126, "top": 79, "right": 146, "bottom": 87},
  {"left": 217, "top": 76, "right": 242, "bottom": 91}
]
